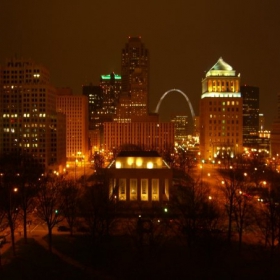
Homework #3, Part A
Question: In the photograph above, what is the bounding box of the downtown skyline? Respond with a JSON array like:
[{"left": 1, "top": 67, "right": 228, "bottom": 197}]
[{"left": 1, "top": 1, "right": 280, "bottom": 129}]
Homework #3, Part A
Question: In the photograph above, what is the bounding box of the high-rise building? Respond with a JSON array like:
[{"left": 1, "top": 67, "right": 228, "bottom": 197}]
[
  {"left": 241, "top": 85, "right": 259, "bottom": 147},
  {"left": 199, "top": 57, "right": 243, "bottom": 160},
  {"left": 117, "top": 36, "right": 149, "bottom": 121},
  {"left": 171, "top": 115, "right": 188, "bottom": 145},
  {"left": 100, "top": 73, "right": 121, "bottom": 115},
  {"left": 121, "top": 36, "right": 149, "bottom": 95},
  {"left": 0, "top": 58, "right": 66, "bottom": 170},
  {"left": 104, "top": 37, "right": 174, "bottom": 152},
  {"left": 270, "top": 92, "right": 280, "bottom": 156},
  {"left": 56, "top": 88, "right": 89, "bottom": 161},
  {"left": 259, "top": 113, "right": 265, "bottom": 131},
  {"left": 82, "top": 84, "right": 103, "bottom": 130}
]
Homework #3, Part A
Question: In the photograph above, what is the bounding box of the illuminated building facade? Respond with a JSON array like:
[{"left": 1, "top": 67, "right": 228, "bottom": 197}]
[
  {"left": 103, "top": 121, "right": 174, "bottom": 152},
  {"left": 171, "top": 115, "right": 188, "bottom": 144},
  {"left": 199, "top": 57, "right": 243, "bottom": 160},
  {"left": 0, "top": 58, "right": 66, "bottom": 170},
  {"left": 106, "top": 151, "right": 172, "bottom": 204},
  {"left": 56, "top": 89, "right": 89, "bottom": 161},
  {"left": 241, "top": 85, "right": 259, "bottom": 147},
  {"left": 103, "top": 37, "right": 174, "bottom": 152}
]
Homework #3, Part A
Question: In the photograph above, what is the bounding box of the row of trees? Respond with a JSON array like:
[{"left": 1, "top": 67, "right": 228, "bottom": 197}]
[
  {"left": 0, "top": 152, "right": 117, "bottom": 256},
  {"left": 1, "top": 151, "right": 280, "bottom": 259}
]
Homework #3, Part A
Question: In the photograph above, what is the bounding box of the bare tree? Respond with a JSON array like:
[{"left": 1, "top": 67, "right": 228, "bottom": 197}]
[
  {"left": 17, "top": 154, "right": 44, "bottom": 243},
  {"left": 0, "top": 153, "right": 22, "bottom": 256},
  {"left": 233, "top": 187, "right": 254, "bottom": 251},
  {"left": 60, "top": 180, "right": 81, "bottom": 236},
  {"left": 171, "top": 180, "right": 220, "bottom": 251},
  {"left": 220, "top": 167, "right": 244, "bottom": 245},
  {"left": 35, "top": 175, "right": 64, "bottom": 252},
  {"left": 80, "top": 183, "right": 116, "bottom": 242}
]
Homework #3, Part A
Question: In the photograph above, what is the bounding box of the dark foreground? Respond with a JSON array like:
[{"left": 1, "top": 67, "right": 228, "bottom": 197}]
[{"left": 1, "top": 234, "right": 280, "bottom": 280}]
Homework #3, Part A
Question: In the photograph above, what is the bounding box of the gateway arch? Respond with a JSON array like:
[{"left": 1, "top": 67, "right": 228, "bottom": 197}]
[{"left": 155, "top": 89, "right": 195, "bottom": 120}]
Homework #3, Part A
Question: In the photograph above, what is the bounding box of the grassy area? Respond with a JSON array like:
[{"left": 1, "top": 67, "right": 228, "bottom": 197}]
[{"left": 0, "top": 238, "right": 92, "bottom": 280}]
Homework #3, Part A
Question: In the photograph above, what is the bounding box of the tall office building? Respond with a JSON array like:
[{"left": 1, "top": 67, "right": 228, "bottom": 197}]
[
  {"left": 241, "top": 85, "right": 259, "bottom": 147},
  {"left": 103, "top": 37, "right": 174, "bottom": 152},
  {"left": 199, "top": 57, "right": 243, "bottom": 160},
  {"left": 271, "top": 92, "right": 280, "bottom": 156},
  {"left": 0, "top": 58, "right": 66, "bottom": 170},
  {"left": 56, "top": 89, "right": 89, "bottom": 161},
  {"left": 82, "top": 84, "right": 103, "bottom": 130},
  {"left": 100, "top": 73, "right": 121, "bottom": 115},
  {"left": 117, "top": 36, "right": 149, "bottom": 121},
  {"left": 171, "top": 115, "right": 188, "bottom": 144},
  {"left": 121, "top": 36, "right": 149, "bottom": 95}
]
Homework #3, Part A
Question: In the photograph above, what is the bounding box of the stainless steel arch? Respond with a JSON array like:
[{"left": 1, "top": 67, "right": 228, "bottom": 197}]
[{"left": 155, "top": 89, "right": 195, "bottom": 120}]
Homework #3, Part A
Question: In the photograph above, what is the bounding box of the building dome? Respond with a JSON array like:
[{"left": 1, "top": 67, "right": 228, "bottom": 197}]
[
  {"left": 210, "top": 57, "right": 233, "bottom": 71},
  {"left": 205, "top": 57, "right": 236, "bottom": 77}
]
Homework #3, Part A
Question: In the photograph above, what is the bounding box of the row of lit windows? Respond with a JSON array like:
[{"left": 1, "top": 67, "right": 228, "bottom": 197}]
[
  {"left": 209, "top": 120, "right": 239, "bottom": 124},
  {"left": 209, "top": 107, "right": 239, "bottom": 112},
  {"left": 209, "top": 138, "right": 239, "bottom": 143},
  {"left": 209, "top": 127, "right": 239, "bottom": 131},
  {"left": 118, "top": 178, "right": 159, "bottom": 201},
  {"left": 209, "top": 132, "right": 239, "bottom": 136},
  {"left": 2, "top": 80, "right": 40, "bottom": 84},
  {"left": 209, "top": 114, "right": 239, "bottom": 118},
  {"left": 209, "top": 101, "right": 239, "bottom": 106},
  {"left": 3, "top": 69, "right": 40, "bottom": 74}
]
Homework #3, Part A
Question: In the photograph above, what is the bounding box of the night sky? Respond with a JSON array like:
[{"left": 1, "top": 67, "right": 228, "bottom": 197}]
[{"left": 1, "top": 1, "right": 280, "bottom": 129}]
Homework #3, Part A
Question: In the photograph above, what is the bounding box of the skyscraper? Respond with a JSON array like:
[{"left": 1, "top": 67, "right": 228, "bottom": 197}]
[
  {"left": 121, "top": 36, "right": 149, "bottom": 95},
  {"left": 199, "top": 57, "right": 243, "bottom": 160},
  {"left": 56, "top": 88, "right": 89, "bottom": 161},
  {"left": 117, "top": 36, "right": 149, "bottom": 120},
  {"left": 100, "top": 73, "right": 121, "bottom": 115},
  {"left": 0, "top": 58, "right": 66, "bottom": 170},
  {"left": 171, "top": 115, "right": 188, "bottom": 145},
  {"left": 270, "top": 92, "right": 280, "bottom": 156},
  {"left": 104, "top": 37, "right": 174, "bottom": 152},
  {"left": 82, "top": 84, "right": 103, "bottom": 130},
  {"left": 240, "top": 85, "right": 259, "bottom": 147}
]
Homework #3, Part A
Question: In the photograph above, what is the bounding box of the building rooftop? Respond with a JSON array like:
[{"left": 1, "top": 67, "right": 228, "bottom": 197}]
[
  {"left": 210, "top": 57, "right": 233, "bottom": 71},
  {"left": 117, "top": 150, "right": 160, "bottom": 158}
]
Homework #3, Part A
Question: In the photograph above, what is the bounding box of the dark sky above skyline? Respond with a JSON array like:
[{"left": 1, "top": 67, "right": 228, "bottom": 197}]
[{"left": 1, "top": 1, "right": 280, "bottom": 129}]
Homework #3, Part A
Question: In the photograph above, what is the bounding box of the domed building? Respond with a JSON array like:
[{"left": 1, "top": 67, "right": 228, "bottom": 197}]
[{"left": 199, "top": 57, "right": 243, "bottom": 160}]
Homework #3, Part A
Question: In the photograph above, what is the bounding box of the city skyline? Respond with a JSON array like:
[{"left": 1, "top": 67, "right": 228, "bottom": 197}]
[{"left": 1, "top": 1, "right": 280, "bottom": 129}]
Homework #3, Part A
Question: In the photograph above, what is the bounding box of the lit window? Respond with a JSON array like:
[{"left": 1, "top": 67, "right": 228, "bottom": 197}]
[{"left": 141, "top": 179, "right": 148, "bottom": 201}]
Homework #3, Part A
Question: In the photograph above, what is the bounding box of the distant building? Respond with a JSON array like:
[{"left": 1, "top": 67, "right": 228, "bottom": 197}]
[
  {"left": 56, "top": 89, "right": 89, "bottom": 161},
  {"left": 100, "top": 73, "right": 121, "bottom": 115},
  {"left": 199, "top": 57, "right": 243, "bottom": 160},
  {"left": 259, "top": 113, "right": 265, "bottom": 132},
  {"left": 0, "top": 57, "right": 66, "bottom": 170},
  {"left": 241, "top": 85, "right": 260, "bottom": 147},
  {"left": 117, "top": 36, "right": 149, "bottom": 121},
  {"left": 104, "top": 37, "right": 174, "bottom": 152},
  {"left": 106, "top": 150, "right": 172, "bottom": 205},
  {"left": 82, "top": 84, "right": 103, "bottom": 130},
  {"left": 104, "top": 121, "right": 174, "bottom": 152},
  {"left": 171, "top": 115, "right": 188, "bottom": 144},
  {"left": 121, "top": 36, "right": 149, "bottom": 96},
  {"left": 271, "top": 92, "right": 280, "bottom": 156}
]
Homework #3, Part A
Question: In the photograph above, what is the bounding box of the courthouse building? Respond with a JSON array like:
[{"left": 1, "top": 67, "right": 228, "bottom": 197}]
[{"left": 106, "top": 151, "right": 172, "bottom": 205}]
